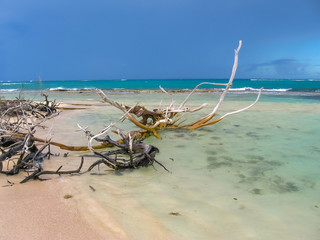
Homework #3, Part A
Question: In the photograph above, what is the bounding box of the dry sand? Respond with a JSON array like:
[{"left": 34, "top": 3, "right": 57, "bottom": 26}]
[
  {"left": 0, "top": 101, "right": 130, "bottom": 240},
  {"left": 0, "top": 174, "right": 129, "bottom": 240}
]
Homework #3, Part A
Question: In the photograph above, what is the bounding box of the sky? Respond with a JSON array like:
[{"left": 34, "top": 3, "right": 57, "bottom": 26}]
[{"left": 0, "top": 0, "right": 319, "bottom": 81}]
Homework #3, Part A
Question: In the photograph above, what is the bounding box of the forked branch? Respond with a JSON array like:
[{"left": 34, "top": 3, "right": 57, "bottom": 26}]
[{"left": 96, "top": 40, "right": 262, "bottom": 137}]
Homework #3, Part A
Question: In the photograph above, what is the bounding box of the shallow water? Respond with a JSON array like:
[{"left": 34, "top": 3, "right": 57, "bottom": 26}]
[{"left": 9, "top": 90, "right": 320, "bottom": 239}]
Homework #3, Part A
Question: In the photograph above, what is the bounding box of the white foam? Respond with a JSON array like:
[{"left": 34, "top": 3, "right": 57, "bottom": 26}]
[
  {"left": 1, "top": 82, "right": 30, "bottom": 85},
  {"left": 49, "top": 87, "right": 95, "bottom": 91},
  {"left": 230, "top": 87, "right": 291, "bottom": 92},
  {"left": 0, "top": 89, "right": 16, "bottom": 92}
]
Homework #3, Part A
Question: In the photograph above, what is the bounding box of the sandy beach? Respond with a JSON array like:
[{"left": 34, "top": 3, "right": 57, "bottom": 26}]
[
  {"left": 0, "top": 177, "right": 108, "bottom": 240},
  {"left": 0, "top": 101, "right": 129, "bottom": 240}
]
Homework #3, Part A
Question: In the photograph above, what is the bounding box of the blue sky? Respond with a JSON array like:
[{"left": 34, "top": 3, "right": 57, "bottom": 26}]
[{"left": 0, "top": 0, "right": 319, "bottom": 81}]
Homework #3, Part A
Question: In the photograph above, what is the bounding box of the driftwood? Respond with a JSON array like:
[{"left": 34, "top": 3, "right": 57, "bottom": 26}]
[
  {"left": 0, "top": 95, "right": 164, "bottom": 183},
  {"left": 0, "top": 95, "right": 85, "bottom": 183},
  {"left": 1, "top": 40, "right": 263, "bottom": 182},
  {"left": 78, "top": 109, "right": 168, "bottom": 172},
  {"left": 86, "top": 135, "right": 167, "bottom": 172},
  {"left": 20, "top": 157, "right": 84, "bottom": 184},
  {"left": 96, "top": 41, "right": 262, "bottom": 139}
]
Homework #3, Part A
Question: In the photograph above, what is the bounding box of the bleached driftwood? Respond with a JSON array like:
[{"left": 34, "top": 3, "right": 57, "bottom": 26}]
[{"left": 96, "top": 40, "right": 262, "bottom": 138}]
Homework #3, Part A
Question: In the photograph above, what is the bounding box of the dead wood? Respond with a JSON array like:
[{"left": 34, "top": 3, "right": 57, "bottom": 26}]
[
  {"left": 0, "top": 94, "right": 165, "bottom": 183},
  {"left": 96, "top": 41, "right": 262, "bottom": 139},
  {"left": 0, "top": 95, "right": 87, "bottom": 183},
  {"left": 77, "top": 123, "right": 167, "bottom": 172},
  {"left": 20, "top": 157, "right": 84, "bottom": 184},
  {"left": 0, "top": 41, "right": 262, "bottom": 182}
]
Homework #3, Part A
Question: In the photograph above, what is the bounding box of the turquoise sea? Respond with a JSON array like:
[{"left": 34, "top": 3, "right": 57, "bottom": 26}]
[
  {"left": 1, "top": 78, "right": 320, "bottom": 92},
  {"left": 1, "top": 79, "right": 320, "bottom": 239}
]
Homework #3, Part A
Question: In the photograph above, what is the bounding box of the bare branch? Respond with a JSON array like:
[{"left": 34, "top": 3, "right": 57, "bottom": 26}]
[{"left": 188, "top": 87, "right": 263, "bottom": 129}]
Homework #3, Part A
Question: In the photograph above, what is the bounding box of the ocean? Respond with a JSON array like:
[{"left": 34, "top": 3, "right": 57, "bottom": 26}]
[
  {"left": 1, "top": 78, "right": 320, "bottom": 92},
  {"left": 1, "top": 79, "right": 320, "bottom": 239}
]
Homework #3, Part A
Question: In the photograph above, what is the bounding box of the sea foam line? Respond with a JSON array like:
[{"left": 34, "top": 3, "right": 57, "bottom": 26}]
[
  {"left": 49, "top": 87, "right": 95, "bottom": 91},
  {"left": 0, "top": 89, "right": 17, "bottom": 92},
  {"left": 230, "top": 87, "right": 291, "bottom": 92}
]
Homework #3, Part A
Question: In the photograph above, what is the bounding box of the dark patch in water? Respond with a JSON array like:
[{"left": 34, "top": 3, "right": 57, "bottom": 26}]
[
  {"left": 206, "top": 150, "right": 217, "bottom": 155},
  {"left": 207, "top": 156, "right": 217, "bottom": 162},
  {"left": 246, "top": 132, "right": 260, "bottom": 139},
  {"left": 244, "top": 155, "right": 282, "bottom": 167},
  {"left": 221, "top": 156, "right": 233, "bottom": 161},
  {"left": 234, "top": 124, "right": 240, "bottom": 127},
  {"left": 175, "top": 128, "right": 191, "bottom": 133},
  {"left": 208, "top": 162, "right": 232, "bottom": 169},
  {"left": 265, "top": 160, "right": 282, "bottom": 166},
  {"left": 284, "top": 182, "right": 299, "bottom": 192},
  {"left": 175, "top": 134, "right": 185, "bottom": 138},
  {"left": 246, "top": 155, "right": 265, "bottom": 161},
  {"left": 199, "top": 128, "right": 215, "bottom": 133},
  {"left": 207, "top": 142, "right": 223, "bottom": 146},
  {"left": 247, "top": 160, "right": 258, "bottom": 164},
  {"left": 238, "top": 176, "right": 261, "bottom": 184},
  {"left": 272, "top": 176, "right": 299, "bottom": 193},
  {"left": 175, "top": 145, "right": 186, "bottom": 148},
  {"left": 234, "top": 156, "right": 298, "bottom": 195},
  {"left": 249, "top": 168, "right": 267, "bottom": 177},
  {"left": 250, "top": 188, "right": 263, "bottom": 195},
  {"left": 210, "top": 136, "right": 221, "bottom": 140},
  {"left": 248, "top": 148, "right": 257, "bottom": 151},
  {"left": 207, "top": 155, "right": 233, "bottom": 169},
  {"left": 238, "top": 174, "right": 246, "bottom": 179}
]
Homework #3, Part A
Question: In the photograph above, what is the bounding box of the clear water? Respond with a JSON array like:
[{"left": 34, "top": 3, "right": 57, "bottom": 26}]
[{"left": 3, "top": 89, "right": 319, "bottom": 239}]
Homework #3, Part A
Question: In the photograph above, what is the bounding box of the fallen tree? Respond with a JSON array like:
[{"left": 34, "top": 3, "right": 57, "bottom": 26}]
[
  {"left": 74, "top": 40, "right": 261, "bottom": 173},
  {"left": 95, "top": 40, "right": 262, "bottom": 139}
]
